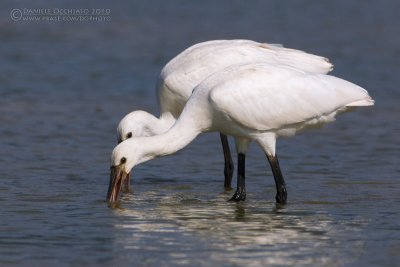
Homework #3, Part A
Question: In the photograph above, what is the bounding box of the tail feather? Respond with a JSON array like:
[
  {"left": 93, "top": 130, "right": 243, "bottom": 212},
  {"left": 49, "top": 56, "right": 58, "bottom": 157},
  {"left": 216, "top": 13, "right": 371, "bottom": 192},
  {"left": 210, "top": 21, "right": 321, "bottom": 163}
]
[{"left": 346, "top": 97, "right": 375, "bottom": 107}]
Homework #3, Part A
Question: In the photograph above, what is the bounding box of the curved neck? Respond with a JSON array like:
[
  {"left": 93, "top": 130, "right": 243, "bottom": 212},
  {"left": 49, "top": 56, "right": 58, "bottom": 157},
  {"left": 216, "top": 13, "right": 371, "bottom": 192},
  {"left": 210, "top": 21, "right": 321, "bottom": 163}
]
[
  {"left": 155, "top": 112, "right": 176, "bottom": 134},
  {"left": 137, "top": 112, "right": 176, "bottom": 136},
  {"left": 136, "top": 117, "right": 200, "bottom": 165}
]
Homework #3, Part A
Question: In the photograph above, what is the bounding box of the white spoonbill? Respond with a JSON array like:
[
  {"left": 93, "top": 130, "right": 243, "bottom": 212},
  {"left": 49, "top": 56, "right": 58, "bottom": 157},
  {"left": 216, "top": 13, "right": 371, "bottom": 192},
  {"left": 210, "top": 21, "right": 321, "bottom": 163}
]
[
  {"left": 117, "top": 39, "right": 333, "bottom": 190},
  {"left": 107, "top": 63, "right": 374, "bottom": 204}
]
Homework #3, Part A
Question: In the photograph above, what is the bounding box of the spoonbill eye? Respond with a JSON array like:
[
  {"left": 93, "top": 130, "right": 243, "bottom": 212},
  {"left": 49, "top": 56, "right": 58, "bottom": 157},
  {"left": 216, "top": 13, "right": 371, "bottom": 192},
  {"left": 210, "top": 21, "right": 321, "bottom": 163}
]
[
  {"left": 120, "top": 157, "right": 127, "bottom": 164},
  {"left": 126, "top": 132, "right": 132, "bottom": 138}
]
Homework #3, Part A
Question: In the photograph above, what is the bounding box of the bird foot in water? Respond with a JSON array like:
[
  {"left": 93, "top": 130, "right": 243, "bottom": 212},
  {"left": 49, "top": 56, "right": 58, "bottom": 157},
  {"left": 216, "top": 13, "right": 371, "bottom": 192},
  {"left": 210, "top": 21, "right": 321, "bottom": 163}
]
[
  {"left": 224, "top": 186, "right": 233, "bottom": 192},
  {"left": 229, "top": 190, "right": 246, "bottom": 202},
  {"left": 275, "top": 188, "right": 287, "bottom": 205}
]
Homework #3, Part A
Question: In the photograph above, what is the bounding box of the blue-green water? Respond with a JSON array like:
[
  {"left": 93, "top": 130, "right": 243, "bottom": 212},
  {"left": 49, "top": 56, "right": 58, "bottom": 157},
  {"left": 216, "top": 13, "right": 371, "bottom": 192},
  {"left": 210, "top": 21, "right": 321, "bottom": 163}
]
[{"left": 1, "top": 0, "right": 399, "bottom": 266}]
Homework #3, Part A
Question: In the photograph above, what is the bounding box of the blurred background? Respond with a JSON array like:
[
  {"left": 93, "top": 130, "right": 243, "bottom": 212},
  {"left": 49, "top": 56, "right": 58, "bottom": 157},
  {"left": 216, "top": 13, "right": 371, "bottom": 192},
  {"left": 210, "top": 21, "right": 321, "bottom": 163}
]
[{"left": 0, "top": 0, "right": 399, "bottom": 266}]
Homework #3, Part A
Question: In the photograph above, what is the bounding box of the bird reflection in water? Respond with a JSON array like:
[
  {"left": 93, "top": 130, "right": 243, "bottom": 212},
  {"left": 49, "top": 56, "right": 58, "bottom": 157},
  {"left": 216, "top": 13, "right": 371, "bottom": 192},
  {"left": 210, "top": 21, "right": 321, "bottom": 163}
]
[{"left": 110, "top": 192, "right": 366, "bottom": 266}]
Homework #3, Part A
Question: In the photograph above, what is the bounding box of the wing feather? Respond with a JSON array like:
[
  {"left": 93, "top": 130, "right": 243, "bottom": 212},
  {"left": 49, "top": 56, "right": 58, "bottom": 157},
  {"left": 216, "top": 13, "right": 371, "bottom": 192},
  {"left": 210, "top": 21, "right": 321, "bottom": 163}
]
[
  {"left": 161, "top": 39, "right": 333, "bottom": 96},
  {"left": 208, "top": 64, "right": 372, "bottom": 132}
]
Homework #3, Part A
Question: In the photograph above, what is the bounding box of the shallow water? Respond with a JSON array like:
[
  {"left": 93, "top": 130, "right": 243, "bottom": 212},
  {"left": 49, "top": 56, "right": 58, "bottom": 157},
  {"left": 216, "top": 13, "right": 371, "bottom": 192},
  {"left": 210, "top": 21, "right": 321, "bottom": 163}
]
[{"left": 1, "top": 0, "right": 400, "bottom": 266}]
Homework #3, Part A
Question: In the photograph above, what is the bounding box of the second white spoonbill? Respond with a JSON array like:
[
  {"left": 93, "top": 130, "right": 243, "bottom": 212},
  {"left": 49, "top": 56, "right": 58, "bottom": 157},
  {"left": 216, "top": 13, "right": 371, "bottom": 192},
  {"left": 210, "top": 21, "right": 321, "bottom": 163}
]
[
  {"left": 117, "top": 39, "right": 333, "bottom": 190},
  {"left": 107, "top": 63, "right": 373, "bottom": 204}
]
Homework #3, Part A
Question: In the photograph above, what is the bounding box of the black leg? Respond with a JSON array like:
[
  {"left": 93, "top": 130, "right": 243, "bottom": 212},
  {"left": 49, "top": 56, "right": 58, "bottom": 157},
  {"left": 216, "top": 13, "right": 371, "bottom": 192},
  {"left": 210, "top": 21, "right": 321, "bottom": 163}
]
[
  {"left": 229, "top": 153, "right": 246, "bottom": 201},
  {"left": 266, "top": 154, "right": 287, "bottom": 205},
  {"left": 220, "top": 133, "right": 234, "bottom": 189}
]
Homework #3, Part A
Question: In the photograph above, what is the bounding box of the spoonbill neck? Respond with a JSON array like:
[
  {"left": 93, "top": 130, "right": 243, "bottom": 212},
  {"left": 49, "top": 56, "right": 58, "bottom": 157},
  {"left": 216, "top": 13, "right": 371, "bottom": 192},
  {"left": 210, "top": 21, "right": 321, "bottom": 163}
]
[
  {"left": 134, "top": 117, "right": 201, "bottom": 165},
  {"left": 155, "top": 112, "right": 177, "bottom": 134}
]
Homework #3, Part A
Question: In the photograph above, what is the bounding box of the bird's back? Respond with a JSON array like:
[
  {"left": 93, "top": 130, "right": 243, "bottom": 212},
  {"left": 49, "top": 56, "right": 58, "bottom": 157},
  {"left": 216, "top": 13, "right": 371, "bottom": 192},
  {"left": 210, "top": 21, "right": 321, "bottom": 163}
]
[
  {"left": 156, "top": 40, "right": 333, "bottom": 117},
  {"left": 192, "top": 63, "right": 374, "bottom": 136}
]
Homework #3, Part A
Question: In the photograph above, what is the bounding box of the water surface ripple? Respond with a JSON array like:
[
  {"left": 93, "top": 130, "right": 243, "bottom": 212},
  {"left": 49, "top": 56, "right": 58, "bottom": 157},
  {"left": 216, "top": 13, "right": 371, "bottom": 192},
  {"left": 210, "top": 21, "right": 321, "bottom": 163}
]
[{"left": 0, "top": 0, "right": 399, "bottom": 266}]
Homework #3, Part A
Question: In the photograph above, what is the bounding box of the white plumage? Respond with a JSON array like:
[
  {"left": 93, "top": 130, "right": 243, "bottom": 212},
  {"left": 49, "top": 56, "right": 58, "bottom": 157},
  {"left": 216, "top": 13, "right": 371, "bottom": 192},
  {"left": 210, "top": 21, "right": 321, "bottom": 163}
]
[
  {"left": 207, "top": 64, "right": 371, "bottom": 136},
  {"left": 107, "top": 60, "right": 373, "bottom": 204},
  {"left": 116, "top": 39, "right": 334, "bottom": 191},
  {"left": 118, "top": 40, "right": 332, "bottom": 140},
  {"left": 156, "top": 40, "right": 332, "bottom": 118}
]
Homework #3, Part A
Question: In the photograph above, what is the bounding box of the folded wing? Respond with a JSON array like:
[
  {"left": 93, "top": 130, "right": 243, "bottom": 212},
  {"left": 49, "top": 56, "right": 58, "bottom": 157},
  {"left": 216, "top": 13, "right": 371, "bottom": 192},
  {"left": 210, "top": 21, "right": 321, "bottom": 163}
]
[{"left": 208, "top": 64, "right": 373, "bottom": 132}]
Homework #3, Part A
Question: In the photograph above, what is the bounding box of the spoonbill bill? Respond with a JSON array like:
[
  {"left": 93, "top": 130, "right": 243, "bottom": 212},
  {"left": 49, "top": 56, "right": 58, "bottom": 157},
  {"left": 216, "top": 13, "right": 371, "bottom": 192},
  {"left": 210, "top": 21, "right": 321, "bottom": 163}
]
[
  {"left": 117, "top": 40, "right": 333, "bottom": 190},
  {"left": 107, "top": 63, "right": 374, "bottom": 205}
]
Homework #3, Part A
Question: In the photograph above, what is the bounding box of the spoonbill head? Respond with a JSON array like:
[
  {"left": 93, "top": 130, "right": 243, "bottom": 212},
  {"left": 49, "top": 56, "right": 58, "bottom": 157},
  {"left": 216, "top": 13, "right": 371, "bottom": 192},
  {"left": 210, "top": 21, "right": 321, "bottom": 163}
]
[
  {"left": 108, "top": 134, "right": 183, "bottom": 204},
  {"left": 117, "top": 110, "right": 176, "bottom": 143},
  {"left": 107, "top": 139, "right": 141, "bottom": 203}
]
